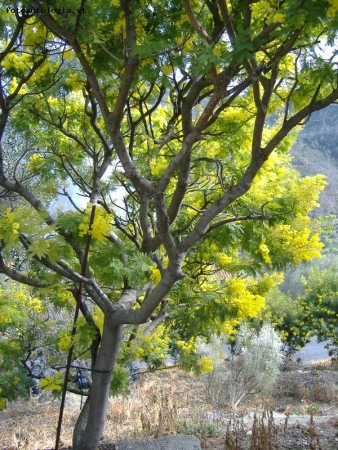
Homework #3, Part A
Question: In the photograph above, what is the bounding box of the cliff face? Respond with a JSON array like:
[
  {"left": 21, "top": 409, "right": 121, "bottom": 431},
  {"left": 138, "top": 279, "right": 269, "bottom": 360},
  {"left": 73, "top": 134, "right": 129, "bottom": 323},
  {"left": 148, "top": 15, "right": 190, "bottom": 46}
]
[{"left": 291, "top": 104, "right": 338, "bottom": 216}]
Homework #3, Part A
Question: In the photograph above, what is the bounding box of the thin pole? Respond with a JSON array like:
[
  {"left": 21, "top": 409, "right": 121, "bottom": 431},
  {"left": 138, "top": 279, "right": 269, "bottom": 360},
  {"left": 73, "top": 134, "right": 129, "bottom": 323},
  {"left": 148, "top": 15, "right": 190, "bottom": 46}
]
[{"left": 55, "top": 204, "right": 97, "bottom": 450}]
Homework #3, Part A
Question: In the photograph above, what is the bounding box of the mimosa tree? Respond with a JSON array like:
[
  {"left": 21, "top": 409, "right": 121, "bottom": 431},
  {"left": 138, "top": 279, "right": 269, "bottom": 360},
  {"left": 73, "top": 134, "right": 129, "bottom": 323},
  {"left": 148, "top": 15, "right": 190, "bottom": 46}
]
[{"left": 1, "top": 1, "right": 338, "bottom": 448}]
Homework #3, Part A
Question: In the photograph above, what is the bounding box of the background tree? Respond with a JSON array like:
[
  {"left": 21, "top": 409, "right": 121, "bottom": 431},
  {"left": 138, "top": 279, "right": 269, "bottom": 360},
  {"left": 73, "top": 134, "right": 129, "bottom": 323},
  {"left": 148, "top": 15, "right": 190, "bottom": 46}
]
[
  {"left": 1, "top": 1, "right": 338, "bottom": 448},
  {"left": 299, "top": 265, "right": 338, "bottom": 355},
  {"left": 250, "top": 288, "right": 310, "bottom": 353},
  {"left": 0, "top": 279, "right": 49, "bottom": 407},
  {"left": 254, "top": 251, "right": 338, "bottom": 355}
]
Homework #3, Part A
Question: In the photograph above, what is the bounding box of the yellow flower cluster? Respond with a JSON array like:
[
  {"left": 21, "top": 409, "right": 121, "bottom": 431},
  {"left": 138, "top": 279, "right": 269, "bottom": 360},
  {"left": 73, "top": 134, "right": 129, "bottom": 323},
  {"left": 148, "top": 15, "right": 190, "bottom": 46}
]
[
  {"left": 113, "top": 12, "right": 126, "bottom": 37},
  {"left": 0, "top": 285, "right": 44, "bottom": 326},
  {"left": 150, "top": 155, "right": 167, "bottom": 177},
  {"left": 27, "top": 296, "right": 45, "bottom": 313},
  {"left": 149, "top": 266, "right": 161, "bottom": 285},
  {"left": 161, "top": 66, "right": 172, "bottom": 76},
  {"left": 198, "top": 355, "right": 214, "bottom": 373},
  {"left": 57, "top": 333, "right": 73, "bottom": 351},
  {"left": 8, "top": 77, "right": 19, "bottom": 94},
  {"left": 250, "top": 1, "right": 273, "bottom": 18},
  {"left": 24, "top": 22, "right": 48, "bottom": 46},
  {"left": 182, "top": 37, "right": 195, "bottom": 54},
  {"left": 39, "top": 371, "right": 63, "bottom": 392},
  {"left": 135, "top": 12, "right": 148, "bottom": 40},
  {"left": 1, "top": 52, "right": 30, "bottom": 71},
  {"left": 250, "top": 0, "right": 286, "bottom": 24},
  {"left": 221, "top": 107, "right": 250, "bottom": 124},
  {"left": 134, "top": 325, "right": 171, "bottom": 361},
  {"left": 0, "top": 310, "right": 12, "bottom": 324},
  {"left": 278, "top": 54, "right": 296, "bottom": 77},
  {"left": 259, "top": 272, "right": 284, "bottom": 293},
  {"left": 327, "top": 0, "right": 338, "bottom": 16},
  {"left": 0, "top": 397, "right": 6, "bottom": 411},
  {"left": 218, "top": 253, "right": 233, "bottom": 267},
  {"left": 270, "top": 12, "right": 286, "bottom": 23},
  {"left": 176, "top": 338, "right": 196, "bottom": 356},
  {"left": 257, "top": 242, "right": 271, "bottom": 264},
  {"left": 65, "top": 72, "right": 84, "bottom": 91},
  {"left": 28, "top": 62, "right": 55, "bottom": 85},
  {"left": 271, "top": 218, "right": 323, "bottom": 264},
  {"left": 0, "top": 207, "right": 21, "bottom": 249},
  {"left": 78, "top": 206, "right": 113, "bottom": 240},
  {"left": 227, "top": 278, "right": 247, "bottom": 296},
  {"left": 226, "top": 278, "right": 265, "bottom": 320},
  {"left": 151, "top": 105, "right": 168, "bottom": 129},
  {"left": 27, "top": 154, "right": 45, "bottom": 172},
  {"left": 293, "top": 175, "right": 327, "bottom": 214}
]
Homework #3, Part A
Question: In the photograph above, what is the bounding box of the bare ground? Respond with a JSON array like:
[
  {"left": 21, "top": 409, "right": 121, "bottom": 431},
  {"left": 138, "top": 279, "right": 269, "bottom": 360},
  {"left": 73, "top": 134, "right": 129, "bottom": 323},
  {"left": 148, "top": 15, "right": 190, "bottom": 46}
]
[{"left": 0, "top": 362, "right": 337, "bottom": 450}]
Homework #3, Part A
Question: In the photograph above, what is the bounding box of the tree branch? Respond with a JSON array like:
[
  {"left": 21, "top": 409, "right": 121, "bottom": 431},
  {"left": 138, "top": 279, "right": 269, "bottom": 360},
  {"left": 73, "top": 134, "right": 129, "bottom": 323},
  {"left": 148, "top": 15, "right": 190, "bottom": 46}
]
[
  {"left": 183, "top": 0, "right": 213, "bottom": 44},
  {"left": 0, "top": 176, "right": 85, "bottom": 263},
  {"left": 0, "top": 251, "right": 48, "bottom": 287}
]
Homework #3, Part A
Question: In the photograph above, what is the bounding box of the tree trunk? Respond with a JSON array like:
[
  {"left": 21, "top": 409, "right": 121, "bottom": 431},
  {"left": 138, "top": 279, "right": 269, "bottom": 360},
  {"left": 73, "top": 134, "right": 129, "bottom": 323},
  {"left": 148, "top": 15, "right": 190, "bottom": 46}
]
[
  {"left": 74, "top": 321, "right": 123, "bottom": 450},
  {"left": 73, "top": 397, "right": 90, "bottom": 449}
]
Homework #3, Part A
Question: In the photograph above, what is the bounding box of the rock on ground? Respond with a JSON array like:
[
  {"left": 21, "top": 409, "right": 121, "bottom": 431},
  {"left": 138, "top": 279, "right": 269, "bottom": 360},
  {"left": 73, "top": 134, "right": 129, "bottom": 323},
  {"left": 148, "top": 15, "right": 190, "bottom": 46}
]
[{"left": 108, "top": 435, "right": 201, "bottom": 450}]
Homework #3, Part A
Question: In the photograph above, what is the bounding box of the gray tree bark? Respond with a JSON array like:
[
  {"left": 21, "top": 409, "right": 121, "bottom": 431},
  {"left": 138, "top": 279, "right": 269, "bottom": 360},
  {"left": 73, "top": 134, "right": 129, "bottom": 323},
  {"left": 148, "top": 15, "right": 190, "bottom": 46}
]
[
  {"left": 73, "top": 397, "right": 90, "bottom": 449},
  {"left": 75, "top": 322, "right": 123, "bottom": 450}
]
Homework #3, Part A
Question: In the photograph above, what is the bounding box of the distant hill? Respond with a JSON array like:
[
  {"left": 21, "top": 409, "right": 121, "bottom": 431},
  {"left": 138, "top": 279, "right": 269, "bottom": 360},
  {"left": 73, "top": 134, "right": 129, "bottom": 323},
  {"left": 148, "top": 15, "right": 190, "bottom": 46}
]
[{"left": 291, "top": 104, "right": 338, "bottom": 216}]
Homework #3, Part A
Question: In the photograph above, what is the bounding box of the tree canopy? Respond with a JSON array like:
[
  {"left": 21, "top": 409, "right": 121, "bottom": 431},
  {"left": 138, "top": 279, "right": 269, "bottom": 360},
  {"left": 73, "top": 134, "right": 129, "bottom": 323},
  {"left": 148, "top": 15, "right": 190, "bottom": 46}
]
[
  {"left": 259, "top": 254, "right": 338, "bottom": 355},
  {"left": 1, "top": 1, "right": 338, "bottom": 448}
]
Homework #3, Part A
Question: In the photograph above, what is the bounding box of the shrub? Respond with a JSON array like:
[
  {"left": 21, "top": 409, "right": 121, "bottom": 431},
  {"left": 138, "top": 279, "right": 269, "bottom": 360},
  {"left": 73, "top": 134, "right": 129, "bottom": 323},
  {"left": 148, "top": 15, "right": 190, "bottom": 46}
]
[{"left": 200, "top": 324, "right": 284, "bottom": 407}]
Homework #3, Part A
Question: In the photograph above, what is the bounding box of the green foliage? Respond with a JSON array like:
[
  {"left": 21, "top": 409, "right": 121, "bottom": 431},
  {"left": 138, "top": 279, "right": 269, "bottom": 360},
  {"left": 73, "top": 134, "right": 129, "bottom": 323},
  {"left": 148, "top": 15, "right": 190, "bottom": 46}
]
[
  {"left": 252, "top": 289, "right": 310, "bottom": 350},
  {"left": 0, "top": 370, "right": 30, "bottom": 402},
  {"left": 39, "top": 371, "right": 64, "bottom": 396},
  {"left": 257, "top": 250, "right": 338, "bottom": 352},
  {"left": 299, "top": 265, "right": 338, "bottom": 350},
  {"left": 110, "top": 364, "right": 130, "bottom": 397},
  {"left": 131, "top": 324, "right": 172, "bottom": 368},
  {"left": 1, "top": 1, "right": 338, "bottom": 444},
  {"left": 0, "top": 279, "right": 72, "bottom": 402}
]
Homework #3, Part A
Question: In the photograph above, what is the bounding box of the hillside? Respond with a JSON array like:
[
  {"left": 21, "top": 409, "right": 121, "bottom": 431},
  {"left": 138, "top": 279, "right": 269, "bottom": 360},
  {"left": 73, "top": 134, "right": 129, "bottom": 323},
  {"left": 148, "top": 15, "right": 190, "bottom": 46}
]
[{"left": 291, "top": 104, "right": 338, "bottom": 216}]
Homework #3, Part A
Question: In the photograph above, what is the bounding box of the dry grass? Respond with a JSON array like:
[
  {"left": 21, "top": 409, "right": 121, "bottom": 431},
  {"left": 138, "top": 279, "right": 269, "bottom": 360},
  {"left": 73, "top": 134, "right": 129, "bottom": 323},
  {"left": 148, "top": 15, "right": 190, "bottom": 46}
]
[
  {"left": 274, "top": 366, "right": 338, "bottom": 405},
  {"left": 0, "top": 395, "right": 75, "bottom": 449},
  {"left": 103, "top": 369, "right": 207, "bottom": 440},
  {"left": 0, "top": 369, "right": 208, "bottom": 449},
  {"left": 309, "top": 358, "right": 333, "bottom": 367},
  {"left": 0, "top": 365, "right": 337, "bottom": 450}
]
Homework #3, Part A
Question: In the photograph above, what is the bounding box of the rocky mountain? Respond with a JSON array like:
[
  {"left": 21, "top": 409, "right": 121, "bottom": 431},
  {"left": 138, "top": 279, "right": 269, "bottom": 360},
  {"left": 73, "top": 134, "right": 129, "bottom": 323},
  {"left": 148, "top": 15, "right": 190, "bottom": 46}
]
[{"left": 291, "top": 104, "right": 338, "bottom": 216}]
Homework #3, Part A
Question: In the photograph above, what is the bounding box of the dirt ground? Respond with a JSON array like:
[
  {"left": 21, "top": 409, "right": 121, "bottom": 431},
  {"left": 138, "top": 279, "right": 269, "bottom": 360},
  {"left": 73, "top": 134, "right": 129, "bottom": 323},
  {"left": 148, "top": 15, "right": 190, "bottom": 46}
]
[
  {"left": 199, "top": 364, "right": 338, "bottom": 449},
  {"left": 0, "top": 363, "right": 337, "bottom": 450},
  {"left": 199, "top": 408, "right": 338, "bottom": 449}
]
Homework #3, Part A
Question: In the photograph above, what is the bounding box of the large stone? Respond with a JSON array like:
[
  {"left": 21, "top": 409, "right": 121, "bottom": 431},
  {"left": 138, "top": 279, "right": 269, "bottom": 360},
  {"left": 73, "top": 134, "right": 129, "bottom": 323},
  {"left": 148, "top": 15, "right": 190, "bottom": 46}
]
[{"left": 111, "top": 435, "right": 201, "bottom": 450}]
